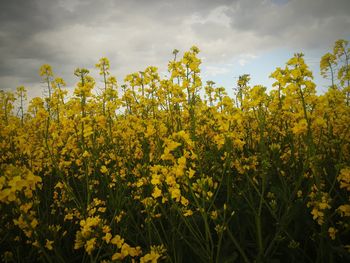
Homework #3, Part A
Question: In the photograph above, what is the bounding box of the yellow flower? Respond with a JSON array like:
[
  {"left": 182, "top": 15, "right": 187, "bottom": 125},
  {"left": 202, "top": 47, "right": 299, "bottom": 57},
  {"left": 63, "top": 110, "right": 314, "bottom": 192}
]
[
  {"left": 174, "top": 165, "right": 185, "bottom": 178},
  {"left": 55, "top": 182, "right": 64, "bottom": 189},
  {"left": 338, "top": 168, "right": 350, "bottom": 191},
  {"left": 166, "top": 140, "right": 181, "bottom": 152},
  {"left": 20, "top": 202, "right": 33, "bottom": 213},
  {"left": 82, "top": 150, "right": 90, "bottom": 158},
  {"left": 177, "top": 156, "right": 186, "bottom": 167},
  {"left": 64, "top": 213, "right": 73, "bottom": 221},
  {"left": 165, "top": 175, "right": 176, "bottom": 186},
  {"left": 170, "top": 188, "right": 181, "bottom": 202},
  {"left": 103, "top": 232, "right": 112, "bottom": 244},
  {"left": 45, "top": 239, "right": 54, "bottom": 250},
  {"left": 210, "top": 210, "right": 218, "bottom": 220},
  {"left": 151, "top": 174, "right": 161, "bottom": 185},
  {"left": 188, "top": 168, "right": 195, "bottom": 179},
  {"left": 115, "top": 212, "right": 125, "bottom": 223},
  {"left": 100, "top": 165, "right": 108, "bottom": 174},
  {"left": 80, "top": 216, "right": 101, "bottom": 238},
  {"left": 318, "top": 201, "right": 330, "bottom": 210},
  {"left": 30, "top": 218, "right": 39, "bottom": 229},
  {"left": 213, "top": 134, "right": 225, "bottom": 149},
  {"left": 98, "top": 207, "right": 106, "bottom": 213},
  {"left": 338, "top": 204, "right": 350, "bottom": 217},
  {"left": 311, "top": 208, "right": 324, "bottom": 225},
  {"left": 111, "top": 243, "right": 141, "bottom": 260},
  {"left": 180, "top": 196, "right": 189, "bottom": 206},
  {"left": 161, "top": 139, "right": 181, "bottom": 161},
  {"left": 145, "top": 124, "right": 156, "bottom": 137},
  {"left": 111, "top": 235, "right": 124, "bottom": 248},
  {"left": 291, "top": 119, "right": 308, "bottom": 135},
  {"left": 297, "top": 190, "right": 302, "bottom": 198},
  {"left": 183, "top": 209, "right": 193, "bottom": 217},
  {"left": 85, "top": 238, "right": 96, "bottom": 255},
  {"left": 152, "top": 187, "right": 162, "bottom": 199},
  {"left": 32, "top": 240, "right": 40, "bottom": 248},
  {"left": 140, "top": 251, "right": 161, "bottom": 263},
  {"left": 111, "top": 252, "right": 123, "bottom": 261},
  {"left": 328, "top": 227, "right": 337, "bottom": 240},
  {"left": 74, "top": 232, "right": 84, "bottom": 250}
]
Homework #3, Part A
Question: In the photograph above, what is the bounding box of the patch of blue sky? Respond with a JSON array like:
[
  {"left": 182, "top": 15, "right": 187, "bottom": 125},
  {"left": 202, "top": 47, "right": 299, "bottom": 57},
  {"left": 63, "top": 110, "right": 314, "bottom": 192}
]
[{"left": 202, "top": 48, "right": 330, "bottom": 97}]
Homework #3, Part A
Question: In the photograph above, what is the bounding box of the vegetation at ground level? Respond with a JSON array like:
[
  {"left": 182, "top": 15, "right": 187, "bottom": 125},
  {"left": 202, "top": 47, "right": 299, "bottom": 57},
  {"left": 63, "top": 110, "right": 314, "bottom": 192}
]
[{"left": 0, "top": 39, "right": 350, "bottom": 262}]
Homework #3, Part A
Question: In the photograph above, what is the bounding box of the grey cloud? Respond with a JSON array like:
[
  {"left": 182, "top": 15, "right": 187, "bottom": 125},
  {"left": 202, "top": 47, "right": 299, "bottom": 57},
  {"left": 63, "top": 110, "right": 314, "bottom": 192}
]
[
  {"left": 0, "top": 0, "right": 349, "bottom": 94},
  {"left": 0, "top": 0, "right": 71, "bottom": 39},
  {"left": 225, "top": 0, "right": 350, "bottom": 48}
]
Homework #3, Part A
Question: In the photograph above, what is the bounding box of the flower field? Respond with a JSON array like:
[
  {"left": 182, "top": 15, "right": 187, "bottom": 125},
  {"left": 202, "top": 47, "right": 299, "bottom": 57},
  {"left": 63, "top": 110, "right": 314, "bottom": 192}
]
[{"left": 1, "top": 40, "right": 350, "bottom": 262}]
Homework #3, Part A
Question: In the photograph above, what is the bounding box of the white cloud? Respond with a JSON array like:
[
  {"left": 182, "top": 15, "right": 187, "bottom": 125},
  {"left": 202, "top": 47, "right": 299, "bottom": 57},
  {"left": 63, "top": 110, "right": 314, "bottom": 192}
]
[
  {"left": 203, "top": 65, "right": 230, "bottom": 77},
  {"left": 238, "top": 53, "right": 258, "bottom": 66}
]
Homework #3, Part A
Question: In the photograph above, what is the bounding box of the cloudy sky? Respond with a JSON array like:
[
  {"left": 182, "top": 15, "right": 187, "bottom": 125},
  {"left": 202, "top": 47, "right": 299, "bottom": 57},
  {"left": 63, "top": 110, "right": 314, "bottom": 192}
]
[{"left": 1, "top": 0, "right": 349, "bottom": 98}]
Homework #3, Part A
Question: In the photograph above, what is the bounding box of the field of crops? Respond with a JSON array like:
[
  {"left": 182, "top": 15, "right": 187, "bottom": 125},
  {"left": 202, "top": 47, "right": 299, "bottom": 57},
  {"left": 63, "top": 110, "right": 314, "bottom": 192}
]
[{"left": 1, "top": 40, "right": 349, "bottom": 262}]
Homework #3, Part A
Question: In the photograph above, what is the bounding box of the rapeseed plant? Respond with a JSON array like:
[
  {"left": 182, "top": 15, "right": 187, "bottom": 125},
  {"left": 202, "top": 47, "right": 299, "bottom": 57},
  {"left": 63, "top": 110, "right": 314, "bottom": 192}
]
[{"left": 0, "top": 39, "right": 350, "bottom": 262}]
